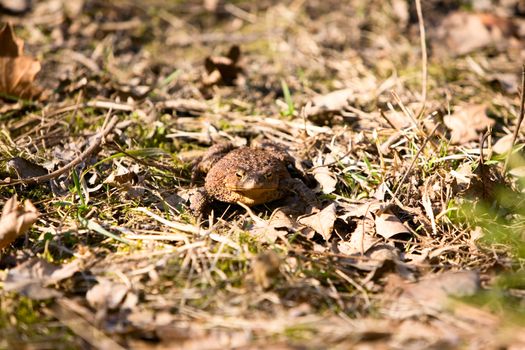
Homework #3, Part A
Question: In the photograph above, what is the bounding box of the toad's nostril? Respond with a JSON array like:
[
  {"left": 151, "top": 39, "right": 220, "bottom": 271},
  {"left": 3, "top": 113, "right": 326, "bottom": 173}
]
[{"left": 236, "top": 170, "right": 245, "bottom": 178}]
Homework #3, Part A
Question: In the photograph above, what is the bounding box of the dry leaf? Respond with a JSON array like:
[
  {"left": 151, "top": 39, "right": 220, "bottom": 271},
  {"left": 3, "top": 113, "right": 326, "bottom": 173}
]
[
  {"left": 492, "top": 134, "right": 514, "bottom": 154},
  {"left": 338, "top": 200, "right": 385, "bottom": 221},
  {"left": 383, "top": 271, "right": 480, "bottom": 319},
  {"left": 312, "top": 154, "right": 337, "bottom": 194},
  {"left": 7, "top": 156, "right": 49, "bottom": 179},
  {"left": 203, "top": 45, "right": 244, "bottom": 86},
  {"left": 443, "top": 104, "right": 494, "bottom": 144},
  {"left": 311, "top": 166, "right": 337, "bottom": 194},
  {"left": 298, "top": 203, "right": 337, "bottom": 240},
  {"left": 3, "top": 258, "right": 81, "bottom": 300},
  {"left": 487, "top": 72, "right": 519, "bottom": 94},
  {"left": 346, "top": 244, "right": 401, "bottom": 272},
  {"left": 508, "top": 166, "right": 525, "bottom": 178},
  {"left": 0, "top": 196, "right": 40, "bottom": 250},
  {"left": 304, "top": 88, "right": 353, "bottom": 117},
  {"left": 86, "top": 280, "right": 132, "bottom": 310},
  {"left": 336, "top": 220, "right": 378, "bottom": 256},
  {"left": 437, "top": 12, "right": 514, "bottom": 56},
  {"left": 0, "top": 23, "right": 42, "bottom": 100},
  {"left": 374, "top": 211, "right": 409, "bottom": 239},
  {"left": 450, "top": 162, "right": 473, "bottom": 185},
  {"left": 0, "top": 0, "right": 31, "bottom": 14},
  {"left": 104, "top": 170, "right": 139, "bottom": 185},
  {"left": 246, "top": 206, "right": 304, "bottom": 243}
]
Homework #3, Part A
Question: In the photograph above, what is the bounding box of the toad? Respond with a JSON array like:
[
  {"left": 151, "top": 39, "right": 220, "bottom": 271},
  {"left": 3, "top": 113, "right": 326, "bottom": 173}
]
[{"left": 189, "top": 143, "right": 318, "bottom": 216}]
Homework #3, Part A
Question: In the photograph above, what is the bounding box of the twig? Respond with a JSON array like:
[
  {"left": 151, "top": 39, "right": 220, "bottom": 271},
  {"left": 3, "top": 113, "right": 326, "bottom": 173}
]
[
  {"left": 391, "top": 91, "right": 419, "bottom": 129},
  {"left": 390, "top": 123, "right": 440, "bottom": 202},
  {"left": 1, "top": 114, "right": 118, "bottom": 186},
  {"left": 504, "top": 64, "right": 525, "bottom": 172},
  {"left": 415, "top": 0, "right": 428, "bottom": 116},
  {"left": 133, "top": 207, "right": 204, "bottom": 235},
  {"left": 106, "top": 143, "right": 187, "bottom": 180}
]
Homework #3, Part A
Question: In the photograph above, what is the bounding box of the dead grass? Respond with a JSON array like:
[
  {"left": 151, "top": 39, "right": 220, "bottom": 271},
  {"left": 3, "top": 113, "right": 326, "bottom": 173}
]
[{"left": 1, "top": 0, "right": 525, "bottom": 349}]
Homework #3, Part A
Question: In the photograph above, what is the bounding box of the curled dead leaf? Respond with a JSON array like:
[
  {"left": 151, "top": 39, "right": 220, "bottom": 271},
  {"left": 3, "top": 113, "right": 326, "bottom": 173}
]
[
  {"left": 0, "top": 0, "right": 31, "bottom": 14},
  {"left": 336, "top": 220, "right": 378, "bottom": 256},
  {"left": 3, "top": 258, "right": 81, "bottom": 300},
  {"left": 7, "top": 156, "right": 49, "bottom": 179},
  {"left": 0, "top": 196, "right": 40, "bottom": 250},
  {"left": 383, "top": 271, "right": 480, "bottom": 319},
  {"left": 443, "top": 104, "right": 494, "bottom": 144},
  {"left": 304, "top": 88, "right": 353, "bottom": 117},
  {"left": 492, "top": 134, "right": 514, "bottom": 154},
  {"left": 203, "top": 45, "right": 244, "bottom": 86},
  {"left": 312, "top": 154, "right": 337, "bottom": 194},
  {"left": 87, "top": 281, "right": 130, "bottom": 310},
  {"left": 437, "top": 12, "right": 515, "bottom": 56},
  {"left": 298, "top": 203, "right": 337, "bottom": 240},
  {"left": 450, "top": 162, "right": 473, "bottom": 185},
  {"left": 0, "top": 23, "right": 42, "bottom": 100},
  {"left": 374, "top": 211, "right": 409, "bottom": 239},
  {"left": 249, "top": 208, "right": 298, "bottom": 243}
]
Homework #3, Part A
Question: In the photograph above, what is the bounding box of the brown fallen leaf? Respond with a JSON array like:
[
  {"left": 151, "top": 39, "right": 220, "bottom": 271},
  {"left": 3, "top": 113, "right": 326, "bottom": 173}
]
[
  {"left": 312, "top": 154, "right": 337, "bottom": 194},
  {"left": 383, "top": 270, "right": 480, "bottom": 319},
  {"left": 443, "top": 104, "right": 494, "bottom": 144},
  {"left": 492, "top": 134, "right": 514, "bottom": 154},
  {"left": 487, "top": 72, "right": 519, "bottom": 94},
  {"left": 0, "top": 0, "right": 31, "bottom": 14},
  {"left": 103, "top": 164, "right": 140, "bottom": 186},
  {"left": 508, "top": 166, "right": 525, "bottom": 178},
  {"left": 7, "top": 156, "right": 49, "bottom": 179},
  {"left": 86, "top": 280, "right": 137, "bottom": 311},
  {"left": 249, "top": 208, "right": 298, "bottom": 243},
  {"left": 0, "top": 23, "right": 42, "bottom": 100},
  {"left": 335, "top": 220, "right": 378, "bottom": 256},
  {"left": 304, "top": 88, "right": 353, "bottom": 117},
  {"left": 338, "top": 200, "right": 386, "bottom": 221},
  {"left": 437, "top": 11, "right": 516, "bottom": 56},
  {"left": 450, "top": 162, "right": 473, "bottom": 186},
  {"left": 0, "top": 196, "right": 40, "bottom": 250},
  {"left": 3, "top": 258, "right": 81, "bottom": 300},
  {"left": 202, "top": 45, "right": 244, "bottom": 86},
  {"left": 374, "top": 211, "right": 410, "bottom": 239},
  {"left": 346, "top": 244, "right": 402, "bottom": 272},
  {"left": 298, "top": 203, "right": 337, "bottom": 240}
]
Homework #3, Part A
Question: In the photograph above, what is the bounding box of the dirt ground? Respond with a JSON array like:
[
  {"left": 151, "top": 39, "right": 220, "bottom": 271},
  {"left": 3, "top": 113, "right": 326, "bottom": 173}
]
[{"left": 1, "top": 0, "right": 525, "bottom": 349}]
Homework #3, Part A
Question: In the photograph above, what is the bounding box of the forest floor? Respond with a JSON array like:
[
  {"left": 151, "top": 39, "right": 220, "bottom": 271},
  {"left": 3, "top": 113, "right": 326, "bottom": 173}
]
[{"left": 1, "top": 0, "right": 525, "bottom": 349}]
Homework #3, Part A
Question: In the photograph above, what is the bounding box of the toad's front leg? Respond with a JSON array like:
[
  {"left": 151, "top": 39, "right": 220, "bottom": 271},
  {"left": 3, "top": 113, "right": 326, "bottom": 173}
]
[
  {"left": 189, "top": 187, "right": 212, "bottom": 217},
  {"left": 281, "top": 178, "right": 320, "bottom": 209}
]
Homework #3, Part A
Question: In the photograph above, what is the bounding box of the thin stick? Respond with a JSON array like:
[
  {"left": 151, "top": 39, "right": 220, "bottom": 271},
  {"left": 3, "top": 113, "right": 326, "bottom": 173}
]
[
  {"left": 1, "top": 114, "right": 119, "bottom": 186},
  {"left": 390, "top": 123, "right": 440, "bottom": 201},
  {"left": 415, "top": 0, "right": 428, "bottom": 116},
  {"left": 504, "top": 64, "right": 525, "bottom": 172}
]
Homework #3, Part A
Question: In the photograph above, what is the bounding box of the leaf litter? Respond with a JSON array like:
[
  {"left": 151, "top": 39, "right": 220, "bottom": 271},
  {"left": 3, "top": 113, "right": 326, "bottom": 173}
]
[
  {"left": 0, "top": 0, "right": 525, "bottom": 349},
  {"left": 0, "top": 22, "right": 42, "bottom": 100}
]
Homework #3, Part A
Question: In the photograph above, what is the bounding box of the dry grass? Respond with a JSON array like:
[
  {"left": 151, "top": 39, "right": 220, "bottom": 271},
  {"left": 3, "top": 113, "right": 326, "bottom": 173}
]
[{"left": 1, "top": 0, "right": 525, "bottom": 349}]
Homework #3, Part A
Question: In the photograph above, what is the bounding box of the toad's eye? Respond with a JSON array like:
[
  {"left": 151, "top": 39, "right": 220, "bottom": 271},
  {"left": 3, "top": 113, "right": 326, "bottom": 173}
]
[
  {"left": 265, "top": 173, "right": 273, "bottom": 180},
  {"left": 236, "top": 170, "right": 245, "bottom": 179}
]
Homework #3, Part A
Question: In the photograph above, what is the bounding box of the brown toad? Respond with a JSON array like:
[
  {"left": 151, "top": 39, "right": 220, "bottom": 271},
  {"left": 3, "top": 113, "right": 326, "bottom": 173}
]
[{"left": 190, "top": 143, "right": 317, "bottom": 216}]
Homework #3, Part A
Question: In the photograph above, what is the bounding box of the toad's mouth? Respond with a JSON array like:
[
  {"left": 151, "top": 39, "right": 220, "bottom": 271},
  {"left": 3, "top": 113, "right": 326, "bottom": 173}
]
[{"left": 225, "top": 186, "right": 278, "bottom": 193}]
